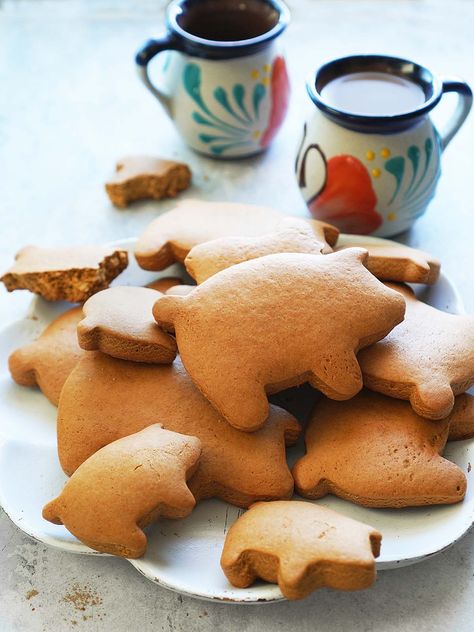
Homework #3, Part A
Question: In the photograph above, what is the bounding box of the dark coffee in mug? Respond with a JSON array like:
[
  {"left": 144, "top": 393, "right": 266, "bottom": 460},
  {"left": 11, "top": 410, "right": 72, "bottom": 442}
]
[
  {"left": 320, "top": 71, "right": 426, "bottom": 116},
  {"left": 177, "top": 0, "right": 280, "bottom": 41}
]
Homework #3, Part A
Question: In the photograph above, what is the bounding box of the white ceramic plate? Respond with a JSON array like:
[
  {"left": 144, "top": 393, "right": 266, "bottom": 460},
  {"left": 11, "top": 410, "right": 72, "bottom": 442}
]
[{"left": 0, "top": 237, "right": 472, "bottom": 603}]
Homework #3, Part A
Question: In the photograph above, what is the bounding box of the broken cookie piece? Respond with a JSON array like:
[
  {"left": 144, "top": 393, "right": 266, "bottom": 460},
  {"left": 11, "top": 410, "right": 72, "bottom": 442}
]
[
  {"left": 105, "top": 156, "right": 191, "bottom": 208},
  {"left": 1, "top": 245, "right": 128, "bottom": 302}
]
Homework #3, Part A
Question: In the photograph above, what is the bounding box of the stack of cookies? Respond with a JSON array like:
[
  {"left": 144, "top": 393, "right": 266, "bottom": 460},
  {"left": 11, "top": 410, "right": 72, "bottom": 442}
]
[{"left": 2, "top": 199, "right": 474, "bottom": 601}]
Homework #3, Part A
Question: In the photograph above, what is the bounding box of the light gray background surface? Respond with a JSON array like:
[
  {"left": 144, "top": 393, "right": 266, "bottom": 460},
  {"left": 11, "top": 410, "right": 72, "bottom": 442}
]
[{"left": 0, "top": 1, "right": 473, "bottom": 630}]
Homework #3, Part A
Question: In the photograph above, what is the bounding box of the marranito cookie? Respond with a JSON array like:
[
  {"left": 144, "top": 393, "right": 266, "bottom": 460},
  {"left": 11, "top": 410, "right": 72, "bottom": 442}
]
[
  {"left": 292, "top": 390, "right": 467, "bottom": 508},
  {"left": 105, "top": 156, "right": 191, "bottom": 208},
  {"left": 57, "top": 353, "right": 300, "bottom": 508},
  {"left": 335, "top": 235, "right": 440, "bottom": 284},
  {"left": 359, "top": 283, "right": 474, "bottom": 419},
  {"left": 153, "top": 249, "right": 405, "bottom": 432},
  {"left": 77, "top": 286, "right": 177, "bottom": 363},
  {"left": 9, "top": 307, "right": 85, "bottom": 406},
  {"left": 1, "top": 245, "right": 128, "bottom": 302},
  {"left": 43, "top": 425, "right": 201, "bottom": 558},
  {"left": 185, "top": 217, "right": 327, "bottom": 284},
  {"left": 134, "top": 199, "right": 339, "bottom": 270},
  {"left": 221, "top": 500, "right": 381, "bottom": 600}
]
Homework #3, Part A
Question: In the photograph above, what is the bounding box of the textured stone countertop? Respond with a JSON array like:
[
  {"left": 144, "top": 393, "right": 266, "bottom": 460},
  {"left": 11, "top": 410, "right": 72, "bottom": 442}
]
[{"left": 0, "top": 1, "right": 473, "bottom": 630}]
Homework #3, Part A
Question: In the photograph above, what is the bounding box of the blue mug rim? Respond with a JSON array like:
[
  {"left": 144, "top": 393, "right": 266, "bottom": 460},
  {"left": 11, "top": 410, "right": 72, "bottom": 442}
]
[
  {"left": 166, "top": 0, "right": 290, "bottom": 58},
  {"left": 307, "top": 55, "right": 443, "bottom": 132}
]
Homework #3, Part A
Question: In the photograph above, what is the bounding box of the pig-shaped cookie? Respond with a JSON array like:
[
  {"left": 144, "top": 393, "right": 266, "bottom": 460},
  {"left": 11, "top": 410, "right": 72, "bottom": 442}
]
[{"left": 153, "top": 248, "right": 406, "bottom": 432}]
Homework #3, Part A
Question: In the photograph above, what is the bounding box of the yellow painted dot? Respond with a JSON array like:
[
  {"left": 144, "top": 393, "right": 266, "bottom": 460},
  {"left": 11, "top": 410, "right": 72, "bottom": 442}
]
[
  {"left": 366, "top": 150, "right": 375, "bottom": 161},
  {"left": 381, "top": 147, "right": 391, "bottom": 158},
  {"left": 252, "top": 130, "right": 261, "bottom": 139},
  {"left": 371, "top": 168, "right": 381, "bottom": 178},
  {"left": 387, "top": 212, "right": 397, "bottom": 221},
  {"left": 251, "top": 69, "right": 260, "bottom": 80},
  {"left": 263, "top": 63, "right": 271, "bottom": 73},
  {"left": 262, "top": 76, "right": 270, "bottom": 87}
]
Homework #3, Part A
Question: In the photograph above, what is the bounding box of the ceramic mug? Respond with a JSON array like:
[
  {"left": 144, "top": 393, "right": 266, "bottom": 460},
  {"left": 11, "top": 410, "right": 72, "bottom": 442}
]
[
  {"left": 135, "top": 0, "right": 290, "bottom": 158},
  {"left": 295, "top": 55, "right": 473, "bottom": 236}
]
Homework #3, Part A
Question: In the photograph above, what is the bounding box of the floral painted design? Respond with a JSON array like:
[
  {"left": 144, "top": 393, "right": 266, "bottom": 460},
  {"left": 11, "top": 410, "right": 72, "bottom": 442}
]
[
  {"left": 382, "top": 136, "right": 440, "bottom": 221},
  {"left": 308, "top": 155, "right": 382, "bottom": 234},
  {"left": 183, "top": 57, "right": 289, "bottom": 155},
  {"left": 296, "top": 125, "right": 382, "bottom": 234}
]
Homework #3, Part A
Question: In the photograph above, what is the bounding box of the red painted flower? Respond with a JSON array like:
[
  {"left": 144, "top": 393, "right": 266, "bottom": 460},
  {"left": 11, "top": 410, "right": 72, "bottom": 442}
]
[
  {"left": 260, "top": 56, "right": 290, "bottom": 147},
  {"left": 308, "top": 155, "right": 383, "bottom": 234}
]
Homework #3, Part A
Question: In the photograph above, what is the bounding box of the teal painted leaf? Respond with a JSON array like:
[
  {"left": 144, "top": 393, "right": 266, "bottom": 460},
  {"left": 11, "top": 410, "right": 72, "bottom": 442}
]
[
  {"left": 410, "top": 137, "right": 435, "bottom": 197},
  {"left": 232, "top": 85, "right": 252, "bottom": 121},
  {"left": 199, "top": 133, "right": 236, "bottom": 144},
  {"left": 192, "top": 112, "right": 214, "bottom": 126},
  {"left": 183, "top": 63, "right": 211, "bottom": 115},
  {"left": 404, "top": 145, "right": 420, "bottom": 198},
  {"left": 192, "top": 111, "right": 247, "bottom": 136},
  {"left": 213, "top": 87, "right": 248, "bottom": 124},
  {"left": 210, "top": 140, "right": 253, "bottom": 155},
  {"left": 253, "top": 83, "right": 266, "bottom": 119},
  {"left": 385, "top": 156, "right": 405, "bottom": 205}
]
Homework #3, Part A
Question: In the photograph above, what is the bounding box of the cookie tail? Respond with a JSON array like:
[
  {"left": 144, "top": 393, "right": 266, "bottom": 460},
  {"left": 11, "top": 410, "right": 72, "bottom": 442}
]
[
  {"left": 152, "top": 295, "right": 184, "bottom": 333},
  {"left": 42, "top": 498, "right": 63, "bottom": 525}
]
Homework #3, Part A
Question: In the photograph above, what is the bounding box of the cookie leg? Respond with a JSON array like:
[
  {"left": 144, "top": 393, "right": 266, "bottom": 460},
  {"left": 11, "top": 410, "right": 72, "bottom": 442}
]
[
  {"left": 309, "top": 351, "right": 362, "bottom": 400},
  {"left": 201, "top": 377, "right": 270, "bottom": 432},
  {"left": 411, "top": 382, "right": 455, "bottom": 420},
  {"left": 278, "top": 558, "right": 313, "bottom": 600},
  {"left": 291, "top": 455, "right": 329, "bottom": 500}
]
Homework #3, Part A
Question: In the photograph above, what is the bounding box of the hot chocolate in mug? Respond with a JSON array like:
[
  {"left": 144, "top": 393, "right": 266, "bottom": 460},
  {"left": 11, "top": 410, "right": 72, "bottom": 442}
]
[
  {"left": 295, "top": 55, "right": 472, "bottom": 236},
  {"left": 136, "top": 0, "right": 290, "bottom": 158}
]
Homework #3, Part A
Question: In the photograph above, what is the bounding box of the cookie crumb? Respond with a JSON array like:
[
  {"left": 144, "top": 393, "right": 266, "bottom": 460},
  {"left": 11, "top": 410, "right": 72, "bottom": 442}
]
[
  {"left": 63, "top": 584, "right": 103, "bottom": 612},
  {"left": 26, "top": 589, "right": 38, "bottom": 600}
]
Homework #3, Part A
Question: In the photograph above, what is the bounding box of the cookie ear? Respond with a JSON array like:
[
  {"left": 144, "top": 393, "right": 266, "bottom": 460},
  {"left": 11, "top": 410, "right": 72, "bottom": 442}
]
[
  {"left": 152, "top": 295, "right": 185, "bottom": 333},
  {"left": 333, "top": 247, "right": 369, "bottom": 266}
]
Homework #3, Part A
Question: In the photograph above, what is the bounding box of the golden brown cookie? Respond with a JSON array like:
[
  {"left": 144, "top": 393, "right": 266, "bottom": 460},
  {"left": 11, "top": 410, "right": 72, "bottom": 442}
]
[
  {"left": 185, "top": 217, "right": 327, "bottom": 284},
  {"left": 43, "top": 425, "right": 201, "bottom": 558},
  {"left": 292, "top": 390, "right": 467, "bottom": 508},
  {"left": 359, "top": 283, "right": 474, "bottom": 420},
  {"left": 153, "top": 248, "right": 405, "bottom": 432},
  {"left": 1, "top": 245, "right": 128, "bottom": 302},
  {"left": 8, "top": 307, "right": 85, "bottom": 406},
  {"left": 221, "top": 500, "right": 381, "bottom": 600},
  {"left": 335, "top": 235, "right": 440, "bottom": 284},
  {"left": 165, "top": 284, "right": 196, "bottom": 296},
  {"left": 77, "top": 286, "right": 177, "bottom": 363},
  {"left": 105, "top": 156, "right": 191, "bottom": 208},
  {"left": 447, "top": 393, "right": 474, "bottom": 441},
  {"left": 146, "top": 277, "right": 183, "bottom": 293},
  {"left": 134, "top": 199, "right": 339, "bottom": 271},
  {"left": 57, "top": 353, "right": 300, "bottom": 508}
]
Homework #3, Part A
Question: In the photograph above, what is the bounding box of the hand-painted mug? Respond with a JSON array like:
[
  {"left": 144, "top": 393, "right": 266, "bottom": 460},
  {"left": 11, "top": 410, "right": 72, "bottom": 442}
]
[
  {"left": 135, "top": 0, "right": 291, "bottom": 158},
  {"left": 295, "top": 55, "right": 472, "bottom": 236}
]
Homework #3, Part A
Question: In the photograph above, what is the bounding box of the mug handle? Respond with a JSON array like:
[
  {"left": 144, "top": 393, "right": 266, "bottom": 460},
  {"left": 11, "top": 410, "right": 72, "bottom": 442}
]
[
  {"left": 439, "top": 78, "right": 473, "bottom": 150},
  {"left": 135, "top": 35, "right": 181, "bottom": 117}
]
